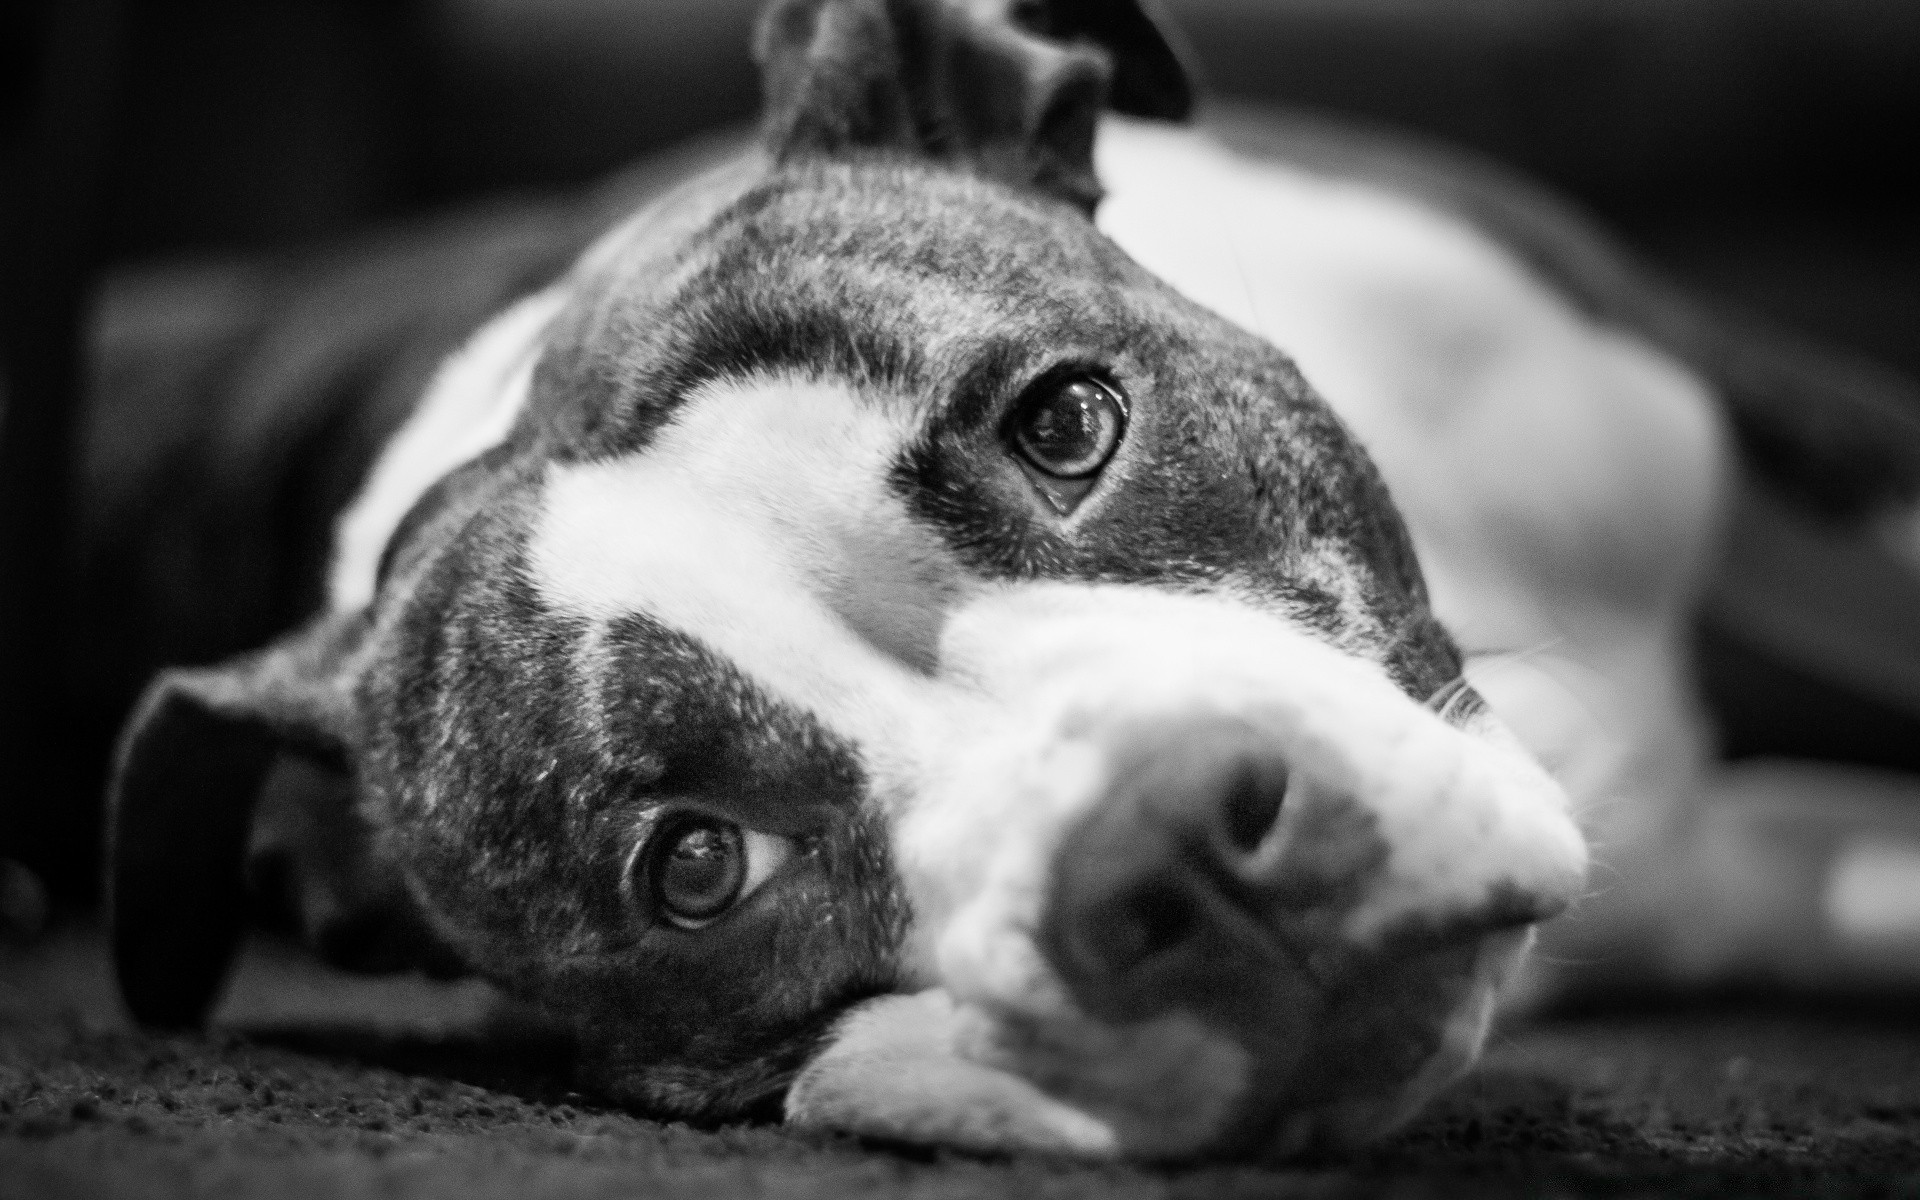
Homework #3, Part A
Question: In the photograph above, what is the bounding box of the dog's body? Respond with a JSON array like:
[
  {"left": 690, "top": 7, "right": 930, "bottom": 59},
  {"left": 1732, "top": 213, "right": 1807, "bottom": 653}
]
[{"left": 85, "top": 0, "right": 1920, "bottom": 1162}]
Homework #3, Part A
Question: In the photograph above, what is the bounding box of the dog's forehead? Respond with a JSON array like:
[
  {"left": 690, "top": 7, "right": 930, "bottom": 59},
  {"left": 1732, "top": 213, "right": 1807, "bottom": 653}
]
[
  {"left": 648, "top": 160, "right": 1137, "bottom": 308},
  {"left": 351, "top": 171, "right": 1465, "bottom": 897},
  {"left": 532, "top": 161, "right": 1166, "bottom": 450},
  {"left": 368, "top": 156, "right": 1460, "bottom": 832},
  {"left": 512, "top": 158, "right": 1443, "bottom": 670}
]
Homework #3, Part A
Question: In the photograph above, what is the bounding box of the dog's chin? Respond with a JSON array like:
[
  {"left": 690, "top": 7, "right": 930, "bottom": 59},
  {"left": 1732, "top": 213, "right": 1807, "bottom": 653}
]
[
  {"left": 1246, "top": 926, "right": 1534, "bottom": 1160},
  {"left": 786, "top": 927, "right": 1531, "bottom": 1161},
  {"left": 972, "top": 926, "right": 1529, "bottom": 1160}
]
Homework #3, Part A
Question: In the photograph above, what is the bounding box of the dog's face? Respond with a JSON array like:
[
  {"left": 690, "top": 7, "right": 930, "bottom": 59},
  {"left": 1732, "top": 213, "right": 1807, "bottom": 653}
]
[{"left": 108, "top": 0, "right": 1585, "bottom": 1160}]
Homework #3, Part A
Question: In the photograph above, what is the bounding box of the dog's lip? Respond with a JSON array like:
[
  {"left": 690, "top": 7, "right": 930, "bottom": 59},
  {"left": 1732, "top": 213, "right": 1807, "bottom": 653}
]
[
  {"left": 1213, "top": 939, "right": 1499, "bottom": 1159},
  {"left": 933, "top": 927, "right": 1496, "bottom": 1162}
]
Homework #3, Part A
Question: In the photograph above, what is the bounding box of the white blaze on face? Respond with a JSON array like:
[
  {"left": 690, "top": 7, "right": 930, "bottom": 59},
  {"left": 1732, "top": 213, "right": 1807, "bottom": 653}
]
[{"left": 527, "top": 374, "right": 972, "bottom": 805}]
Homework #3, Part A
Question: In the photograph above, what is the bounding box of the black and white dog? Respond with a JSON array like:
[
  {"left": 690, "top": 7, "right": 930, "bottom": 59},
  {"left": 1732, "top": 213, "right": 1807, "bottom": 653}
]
[{"left": 98, "top": 0, "right": 1920, "bottom": 1161}]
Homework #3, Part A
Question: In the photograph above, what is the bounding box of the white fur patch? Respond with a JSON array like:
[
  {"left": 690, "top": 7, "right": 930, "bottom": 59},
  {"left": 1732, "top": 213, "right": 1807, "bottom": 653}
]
[
  {"left": 527, "top": 374, "right": 972, "bottom": 803},
  {"left": 963, "top": 1000, "right": 1254, "bottom": 1156},
  {"left": 786, "top": 990, "right": 1122, "bottom": 1156},
  {"left": 328, "top": 287, "right": 568, "bottom": 611}
]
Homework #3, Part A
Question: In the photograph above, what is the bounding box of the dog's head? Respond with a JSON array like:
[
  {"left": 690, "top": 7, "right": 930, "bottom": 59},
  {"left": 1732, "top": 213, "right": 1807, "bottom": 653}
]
[{"left": 108, "top": 0, "right": 1585, "bottom": 1160}]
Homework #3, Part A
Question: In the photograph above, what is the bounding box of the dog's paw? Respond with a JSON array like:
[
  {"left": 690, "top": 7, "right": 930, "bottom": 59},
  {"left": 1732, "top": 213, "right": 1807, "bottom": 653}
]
[{"left": 785, "top": 990, "right": 1121, "bottom": 1157}]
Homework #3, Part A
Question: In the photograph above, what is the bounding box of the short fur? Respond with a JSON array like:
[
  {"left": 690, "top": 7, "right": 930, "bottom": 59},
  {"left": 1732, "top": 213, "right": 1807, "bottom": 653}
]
[{"left": 91, "top": 0, "right": 1920, "bottom": 1163}]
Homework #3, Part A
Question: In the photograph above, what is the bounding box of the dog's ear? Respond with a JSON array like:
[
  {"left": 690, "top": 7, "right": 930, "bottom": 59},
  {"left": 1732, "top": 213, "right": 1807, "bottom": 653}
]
[
  {"left": 754, "top": 0, "right": 1195, "bottom": 209},
  {"left": 107, "top": 612, "right": 368, "bottom": 1028},
  {"left": 1015, "top": 0, "right": 1195, "bottom": 121}
]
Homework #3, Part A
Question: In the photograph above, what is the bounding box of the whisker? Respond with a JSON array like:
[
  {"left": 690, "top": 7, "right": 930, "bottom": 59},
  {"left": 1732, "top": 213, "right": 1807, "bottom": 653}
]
[{"left": 1462, "top": 637, "right": 1566, "bottom": 679}]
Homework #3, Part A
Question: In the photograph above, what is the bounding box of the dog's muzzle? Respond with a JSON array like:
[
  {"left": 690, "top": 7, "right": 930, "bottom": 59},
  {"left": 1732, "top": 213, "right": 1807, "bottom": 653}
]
[
  {"left": 812, "top": 583, "right": 1589, "bottom": 1160},
  {"left": 1042, "top": 708, "right": 1550, "bottom": 1018},
  {"left": 1027, "top": 710, "right": 1558, "bottom": 1155}
]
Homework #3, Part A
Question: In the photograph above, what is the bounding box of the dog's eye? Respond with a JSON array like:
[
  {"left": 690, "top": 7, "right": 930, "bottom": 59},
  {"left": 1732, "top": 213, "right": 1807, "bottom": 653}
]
[
  {"left": 657, "top": 821, "right": 743, "bottom": 924},
  {"left": 642, "top": 817, "right": 793, "bottom": 929},
  {"left": 1010, "top": 376, "right": 1127, "bottom": 481}
]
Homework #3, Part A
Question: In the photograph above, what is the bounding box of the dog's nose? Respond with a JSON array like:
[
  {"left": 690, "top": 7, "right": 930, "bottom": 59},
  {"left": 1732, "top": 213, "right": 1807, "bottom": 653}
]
[
  {"left": 1038, "top": 716, "right": 1300, "bottom": 1022},
  {"left": 1036, "top": 712, "right": 1556, "bottom": 1026}
]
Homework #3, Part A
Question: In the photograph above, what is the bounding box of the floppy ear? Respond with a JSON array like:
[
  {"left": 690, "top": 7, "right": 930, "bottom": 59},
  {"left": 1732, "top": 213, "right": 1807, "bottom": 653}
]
[
  {"left": 754, "top": 0, "right": 1195, "bottom": 210},
  {"left": 107, "top": 612, "right": 367, "bottom": 1028},
  {"left": 1018, "top": 0, "right": 1196, "bottom": 120},
  {"left": 244, "top": 752, "right": 469, "bottom": 981}
]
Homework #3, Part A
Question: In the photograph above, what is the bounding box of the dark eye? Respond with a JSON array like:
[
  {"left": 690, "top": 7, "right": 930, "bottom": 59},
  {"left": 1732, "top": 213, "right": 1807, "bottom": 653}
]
[
  {"left": 635, "top": 816, "right": 795, "bottom": 930},
  {"left": 653, "top": 818, "right": 745, "bottom": 927},
  {"left": 1011, "top": 376, "right": 1128, "bottom": 480}
]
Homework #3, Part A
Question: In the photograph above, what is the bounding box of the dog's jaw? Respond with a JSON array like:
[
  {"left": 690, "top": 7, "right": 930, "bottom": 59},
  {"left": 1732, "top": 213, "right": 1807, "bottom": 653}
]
[{"left": 849, "top": 585, "right": 1583, "bottom": 1158}]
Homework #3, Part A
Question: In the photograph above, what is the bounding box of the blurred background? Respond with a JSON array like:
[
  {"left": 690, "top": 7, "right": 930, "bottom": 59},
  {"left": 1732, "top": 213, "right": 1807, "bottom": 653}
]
[
  {"left": 3, "top": 0, "right": 1919, "bottom": 906},
  {"left": 8, "top": 0, "right": 1916, "bottom": 360}
]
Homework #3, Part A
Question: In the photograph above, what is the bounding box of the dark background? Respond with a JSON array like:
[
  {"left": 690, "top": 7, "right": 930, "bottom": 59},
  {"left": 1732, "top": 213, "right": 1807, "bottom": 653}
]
[
  {"left": 4, "top": 0, "right": 1919, "bottom": 900},
  {"left": 11, "top": 0, "right": 1917, "bottom": 356}
]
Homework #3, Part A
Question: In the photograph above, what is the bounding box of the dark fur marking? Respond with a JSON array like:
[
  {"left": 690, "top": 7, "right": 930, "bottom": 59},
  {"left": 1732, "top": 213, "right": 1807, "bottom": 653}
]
[
  {"left": 357, "top": 487, "right": 906, "bottom": 1117},
  {"left": 532, "top": 158, "right": 1459, "bottom": 695}
]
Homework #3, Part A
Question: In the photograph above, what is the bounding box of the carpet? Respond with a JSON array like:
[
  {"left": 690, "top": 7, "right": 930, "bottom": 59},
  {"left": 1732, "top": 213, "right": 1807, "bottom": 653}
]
[{"left": 4, "top": 920, "right": 1920, "bottom": 1199}]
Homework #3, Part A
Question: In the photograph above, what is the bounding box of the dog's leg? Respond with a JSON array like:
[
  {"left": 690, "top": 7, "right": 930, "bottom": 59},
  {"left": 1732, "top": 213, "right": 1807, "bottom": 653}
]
[
  {"left": 1513, "top": 758, "right": 1920, "bottom": 1005},
  {"left": 1658, "top": 473, "right": 1920, "bottom": 993},
  {"left": 1650, "top": 761, "right": 1920, "bottom": 993}
]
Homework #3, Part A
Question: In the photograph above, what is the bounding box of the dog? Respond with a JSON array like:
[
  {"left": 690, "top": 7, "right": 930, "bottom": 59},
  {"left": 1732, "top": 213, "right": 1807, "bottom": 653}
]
[{"left": 92, "top": 0, "right": 1920, "bottom": 1162}]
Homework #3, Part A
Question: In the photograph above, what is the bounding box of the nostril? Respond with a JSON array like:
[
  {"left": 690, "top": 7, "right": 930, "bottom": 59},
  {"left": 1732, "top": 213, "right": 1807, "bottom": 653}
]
[
  {"left": 1075, "top": 880, "right": 1197, "bottom": 978},
  {"left": 1221, "top": 761, "right": 1287, "bottom": 854},
  {"left": 1042, "top": 719, "right": 1298, "bottom": 1014}
]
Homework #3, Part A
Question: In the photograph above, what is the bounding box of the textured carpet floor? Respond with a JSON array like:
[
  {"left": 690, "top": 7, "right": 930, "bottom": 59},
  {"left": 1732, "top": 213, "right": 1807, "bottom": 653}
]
[{"left": 4, "top": 921, "right": 1920, "bottom": 1199}]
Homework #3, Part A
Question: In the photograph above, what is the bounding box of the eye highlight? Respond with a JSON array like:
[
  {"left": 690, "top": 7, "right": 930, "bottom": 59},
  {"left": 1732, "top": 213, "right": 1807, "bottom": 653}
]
[
  {"left": 1010, "top": 375, "right": 1127, "bottom": 482},
  {"left": 636, "top": 815, "right": 795, "bottom": 930},
  {"left": 657, "top": 820, "right": 743, "bottom": 923}
]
